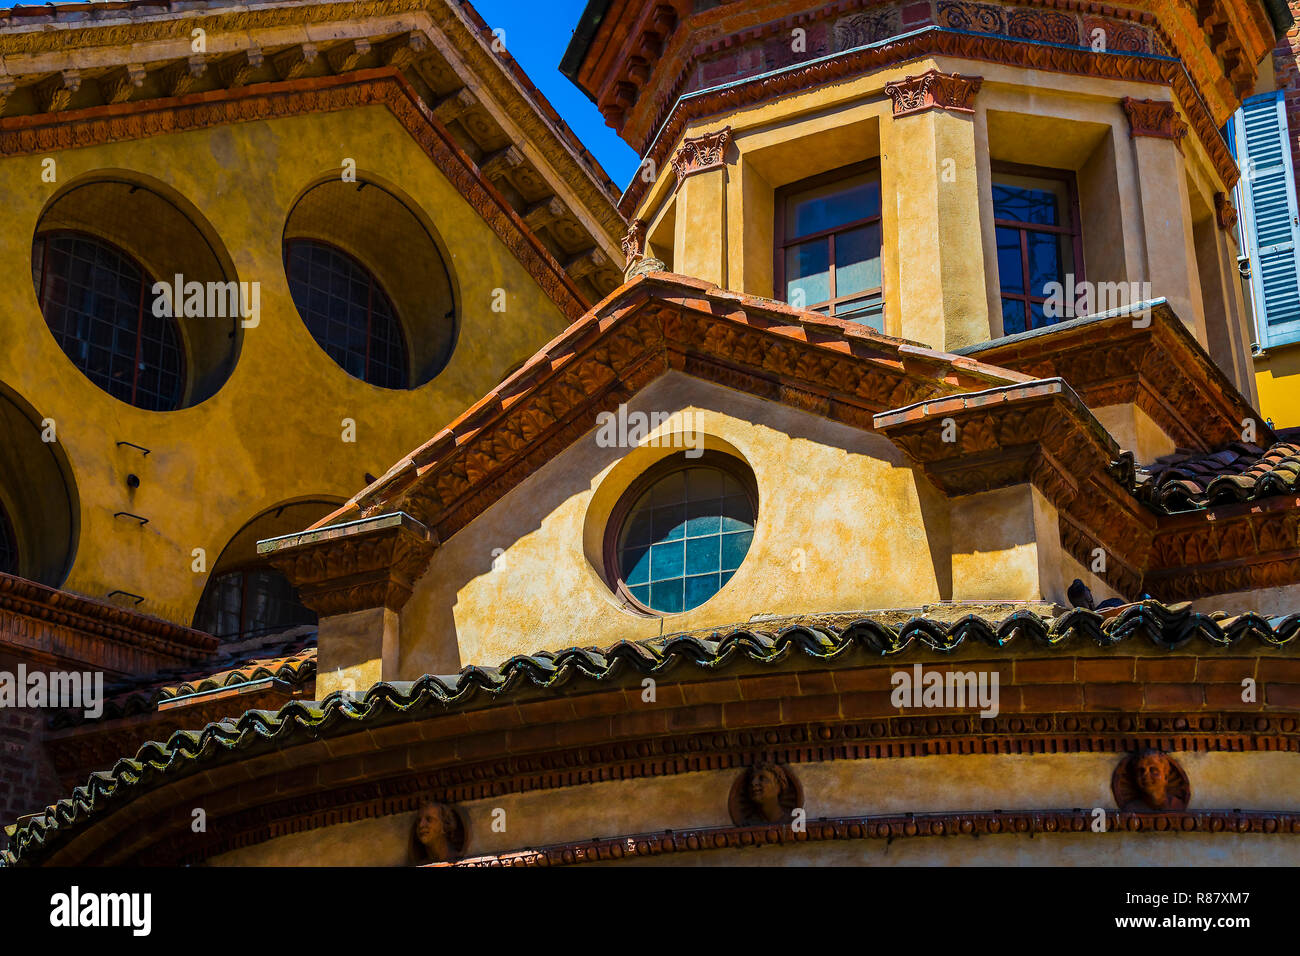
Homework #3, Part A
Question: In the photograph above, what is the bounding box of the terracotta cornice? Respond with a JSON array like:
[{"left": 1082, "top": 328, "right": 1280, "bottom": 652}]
[
  {"left": 884, "top": 69, "right": 982, "bottom": 117},
  {"left": 1121, "top": 96, "right": 1188, "bottom": 147},
  {"left": 962, "top": 303, "right": 1273, "bottom": 453},
  {"left": 670, "top": 125, "right": 732, "bottom": 187},
  {"left": 312, "top": 273, "right": 1029, "bottom": 540},
  {"left": 873, "top": 378, "right": 1155, "bottom": 598},
  {"left": 0, "top": 572, "right": 216, "bottom": 675},
  {"left": 0, "top": 1, "right": 627, "bottom": 245},
  {"left": 620, "top": 27, "right": 1239, "bottom": 219},
  {"left": 261, "top": 512, "right": 438, "bottom": 617},
  {"left": 576, "top": 0, "right": 1265, "bottom": 152},
  {"left": 449, "top": 808, "right": 1300, "bottom": 866},
  {"left": 0, "top": 68, "right": 592, "bottom": 322}
]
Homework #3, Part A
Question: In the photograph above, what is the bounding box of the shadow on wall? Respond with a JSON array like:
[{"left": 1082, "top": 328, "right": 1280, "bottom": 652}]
[
  {"left": 405, "top": 372, "right": 955, "bottom": 674},
  {"left": 0, "top": 383, "right": 79, "bottom": 587}
]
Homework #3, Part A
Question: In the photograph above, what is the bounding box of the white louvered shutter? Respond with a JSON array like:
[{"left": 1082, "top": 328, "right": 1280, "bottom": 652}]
[{"left": 1233, "top": 90, "right": 1300, "bottom": 348}]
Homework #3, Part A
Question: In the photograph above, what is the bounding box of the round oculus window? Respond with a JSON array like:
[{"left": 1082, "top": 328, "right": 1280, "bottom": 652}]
[{"left": 611, "top": 454, "right": 756, "bottom": 614}]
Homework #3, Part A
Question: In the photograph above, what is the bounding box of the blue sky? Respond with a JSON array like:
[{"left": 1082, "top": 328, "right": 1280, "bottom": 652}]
[
  {"left": 472, "top": 0, "right": 641, "bottom": 187},
  {"left": 0, "top": 0, "right": 642, "bottom": 188}
]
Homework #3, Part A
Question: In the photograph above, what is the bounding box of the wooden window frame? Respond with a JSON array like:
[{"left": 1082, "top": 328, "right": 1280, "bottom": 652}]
[
  {"left": 602, "top": 450, "right": 759, "bottom": 617},
  {"left": 774, "top": 160, "right": 883, "bottom": 318},
  {"left": 990, "top": 161, "right": 1085, "bottom": 333}
]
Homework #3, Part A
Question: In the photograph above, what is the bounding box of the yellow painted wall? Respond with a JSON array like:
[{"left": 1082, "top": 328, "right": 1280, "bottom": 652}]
[
  {"left": 0, "top": 104, "right": 571, "bottom": 625},
  {"left": 1255, "top": 344, "right": 1300, "bottom": 429},
  {"left": 393, "top": 371, "right": 1098, "bottom": 676}
]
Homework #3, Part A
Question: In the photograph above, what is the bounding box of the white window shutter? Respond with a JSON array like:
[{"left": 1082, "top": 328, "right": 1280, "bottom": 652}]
[{"left": 1233, "top": 90, "right": 1300, "bottom": 348}]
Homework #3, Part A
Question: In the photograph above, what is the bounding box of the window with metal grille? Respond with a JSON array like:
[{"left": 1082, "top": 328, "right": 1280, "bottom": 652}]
[
  {"left": 0, "top": 503, "right": 17, "bottom": 576},
  {"left": 992, "top": 164, "right": 1084, "bottom": 334},
  {"left": 32, "top": 232, "right": 185, "bottom": 412},
  {"left": 283, "top": 239, "right": 409, "bottom": 389},
  {"left": 776, "top": 162, "right": 884, "bottom": 330},
  {"left": 193, "top": 567, "right": 316, "bottom": 643},
  {"left": 606, "top": 453, "right": 757, "bottom": 615}
]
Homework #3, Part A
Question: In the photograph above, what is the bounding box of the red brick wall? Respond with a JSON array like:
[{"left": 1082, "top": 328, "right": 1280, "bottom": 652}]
[
  {"left": 0, "top": 707, "right": 62, "bottom": 849},
  {"left": 1274, "top": 3, "right": 1300, "bottom": 175}
]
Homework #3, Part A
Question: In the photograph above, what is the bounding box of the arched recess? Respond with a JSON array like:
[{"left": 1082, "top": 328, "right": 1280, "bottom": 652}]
[
  {"left": 31, "top": 172, "right": 244, "bottom": 410},
  {"left": 192, "top": 497, "right": 342, "bottom": 643},
  {"left": 281, "top": 174, "right": 459, "bottom": 389},
  {"left": 0, "top": 384, "right": 80, "bottom": 588}
]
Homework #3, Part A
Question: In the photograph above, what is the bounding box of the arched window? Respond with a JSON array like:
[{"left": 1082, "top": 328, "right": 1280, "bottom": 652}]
[
  {"left": 32, "top": 232, "right": 185, "bottom": 411},
  {"left": 283, "top": 239, "right": 409, "bottom": 389},
  {"left": 0, "top": 502, "right": 17, "bottom": 576},
  {"left": 193, "top": 566, "right": 316, "bottom": 643},
  {"left": 608, "top": 453, "right": 757, "bottom": 615}
]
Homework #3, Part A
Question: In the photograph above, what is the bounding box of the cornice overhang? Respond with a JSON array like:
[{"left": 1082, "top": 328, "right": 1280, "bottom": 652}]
[
  {"left": 568, "top": 1, "right": 1274, "bottom": 164},
  {"left": 0, "top": 0, "right": 629, "bottom": 297},
  {"left": 8, "top": 602, "right": 1300, "bottom": 866},
  {"left": 958, "top": 301, "right": 1275, "bottom": 452},
  {"left": 308, "top": 272, "right": 1031, "bottom": 542},
  {"left": 617, "top": 26, "right": 1240, "bottom": 219},
  {"left": 0, "top": 572, "right": 217, "bottom": 676},
  {"left": 873, "top": 378, "right": 1155, "bottom": 598},
  {"left": 259, "top": 511, "right": 438, "bottom": 617},
  {"left": 0, "top": 68, "right": 594, "bottom": 322}
]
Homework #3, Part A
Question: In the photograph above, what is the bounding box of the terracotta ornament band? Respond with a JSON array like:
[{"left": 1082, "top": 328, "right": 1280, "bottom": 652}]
[
  {"left": 884, "top": 69, "right": 982, "bottom": 117},
  {"left": 447, "top": 808, "right": 1300, "bottom": 866}
]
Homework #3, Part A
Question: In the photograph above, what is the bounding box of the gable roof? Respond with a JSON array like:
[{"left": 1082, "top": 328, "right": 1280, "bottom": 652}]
[{"left": 300, "top": 272, "right": 1031, "bottom": 543}]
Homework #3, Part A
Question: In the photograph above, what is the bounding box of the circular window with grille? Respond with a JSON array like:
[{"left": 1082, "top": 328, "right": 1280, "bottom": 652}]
[{"left": 605, "top": 452, "right": 757, "bottom": 615}]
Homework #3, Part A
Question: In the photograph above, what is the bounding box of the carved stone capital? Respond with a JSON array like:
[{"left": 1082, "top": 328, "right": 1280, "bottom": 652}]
[
  {"left": 261, "top": 512, "right": 438, "bottom": 618},
  {"left": 621, "top": 218, "right": 648, "bottom": 266},
  {"left": 35, "top": 70, "right": 81, "bottom": 113},
  {"left": 99, "top": 64, "right": 147, "bottom": 104},
  {"left": 884, "top": 69, "right": 982, "bottom": 117},
  {"left": 1121, "top": 97, "right": 1187, "bottom": 146},
  {"left": 671, "top": 126, "right": 732, "bottom": 187},
  {"left": 1215, "top": 191, "right": 1238, "bottom": 233}
]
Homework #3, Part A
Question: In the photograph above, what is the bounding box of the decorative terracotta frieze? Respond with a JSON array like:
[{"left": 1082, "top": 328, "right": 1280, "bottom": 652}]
[
  {"left": 262, "top": 511, "right": 437, "bottom": 617},
  {"left": 670, "top": 126, "right": 732, "bottom": 187},
  {"left": 884, "top": 69, "right": 982, "bottom": 117},
  {"left": 448, "top": 808, "right": 1300, "bottom": 866},
  {"left": 0, "top": 70, "right": 594, "bottom": 322},
  {"left": 1121, "top": 96, "right": 1188, "bottom": 146},
  {"left": 618, "top": 30, "right": 1240, "bottom": 218}
]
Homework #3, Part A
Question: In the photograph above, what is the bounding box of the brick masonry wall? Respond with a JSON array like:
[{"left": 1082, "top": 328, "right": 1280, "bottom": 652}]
[
  {"left": 0, "top": 707, "right": 62, "bottom": 850},
  {"left": 1275, "top": 3, "right": 1300, "bottom": 176}
]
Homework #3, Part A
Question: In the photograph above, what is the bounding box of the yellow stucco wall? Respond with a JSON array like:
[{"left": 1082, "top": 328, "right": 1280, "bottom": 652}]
[
  {"left": 208, "top": 749, "right": 1300, "bottom": 866},
  {"left": 0, "top": 104, "right": 571, "bottom": 624},
  {"left": 395, "top": 371, "right": 1093, "bottom": 676},
  {"left": 1255, "top": 344, "right": 1300, "bottom": 429}
]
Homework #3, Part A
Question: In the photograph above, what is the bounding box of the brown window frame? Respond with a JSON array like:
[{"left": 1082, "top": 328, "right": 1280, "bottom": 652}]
[
  {"left": 990, "top": 161, "right": 1085, "bottom": 333},
  {"left": 602, "top": 450, "right": 759, "bottom": 617},
  {"left": 774, "top": 160, "right": 883, "bottom": 319}
]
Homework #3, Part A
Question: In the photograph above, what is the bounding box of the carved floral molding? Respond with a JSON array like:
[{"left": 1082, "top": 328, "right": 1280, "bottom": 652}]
[
  {"left": 670, "top": 126, "right": 732, "bottom": 187},
  {"left": 1121, "top": 97, "right": 1188, "bottom": 147},
  {"left": 884, "top": 69, "right": 983, "bottom": 117}
]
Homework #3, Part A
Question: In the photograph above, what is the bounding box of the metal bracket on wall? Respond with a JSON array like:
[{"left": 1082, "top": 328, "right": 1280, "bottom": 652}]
[
  {"left": 113, "top": 511, "right": 149, "bottom": 525},
  {"left": 116, "top": 441, "right": 151, "bottom": 456},
  {"left": 107, "top": 590, "right": 145, "bottom": 605}
]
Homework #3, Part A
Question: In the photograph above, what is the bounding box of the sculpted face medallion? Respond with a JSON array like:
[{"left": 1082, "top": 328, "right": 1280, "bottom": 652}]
[
  {"left": 410, "top": 799, "right": 467, "bottom": 864},
  {"left": 729, "top": 762, "right": 802, "bottom": 826},
  {"left": 1112, "top": 750, "right": 1190, "bottom": 812}
]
